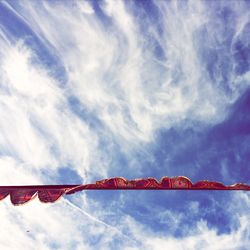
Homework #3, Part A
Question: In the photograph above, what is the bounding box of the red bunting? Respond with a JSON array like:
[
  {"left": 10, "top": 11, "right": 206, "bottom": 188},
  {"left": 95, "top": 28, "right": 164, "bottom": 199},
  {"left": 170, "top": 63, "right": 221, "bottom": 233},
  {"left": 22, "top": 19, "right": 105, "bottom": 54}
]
[{"left": 0, "top": 177, "right": 249, "bottom": 206}]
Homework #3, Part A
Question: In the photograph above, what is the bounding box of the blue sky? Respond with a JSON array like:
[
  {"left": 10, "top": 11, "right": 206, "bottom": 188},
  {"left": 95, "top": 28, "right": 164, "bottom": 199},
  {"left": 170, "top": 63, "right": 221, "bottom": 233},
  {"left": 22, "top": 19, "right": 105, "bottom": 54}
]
[{"left": 0, "top": 0, "right": 249, "bottom": 249}]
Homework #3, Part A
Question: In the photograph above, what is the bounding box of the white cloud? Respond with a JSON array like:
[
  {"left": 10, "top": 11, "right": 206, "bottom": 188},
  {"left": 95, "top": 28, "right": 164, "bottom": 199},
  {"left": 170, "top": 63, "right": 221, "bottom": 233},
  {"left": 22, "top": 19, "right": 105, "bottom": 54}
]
[
  {"left": 0, "top": 0, "right": 249, "bottom": 249},
  {"left": 77, "top": 1, "right": 94, "bottom": 15},
  {"left": 7, "top": 0, "right": 248, "bottom": 149},
  {"left": 0, "top": 198, "right": 136, "bottom": 250},
  {"left": 0, "top": 39, "right": 106, "bottom": 181},
  {"left": 0, "top": 157, "right": 41, "bottom": 185},
  {"left": 117, "top": 210, "right": 250, "bottom": 250}
]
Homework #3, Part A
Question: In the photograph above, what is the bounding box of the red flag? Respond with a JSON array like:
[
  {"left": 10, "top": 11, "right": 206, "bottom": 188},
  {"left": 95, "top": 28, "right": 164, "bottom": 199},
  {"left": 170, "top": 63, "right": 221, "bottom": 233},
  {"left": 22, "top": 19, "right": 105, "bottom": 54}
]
[{"left": 0, "top": 177, "right": 249, "bottom": 206}]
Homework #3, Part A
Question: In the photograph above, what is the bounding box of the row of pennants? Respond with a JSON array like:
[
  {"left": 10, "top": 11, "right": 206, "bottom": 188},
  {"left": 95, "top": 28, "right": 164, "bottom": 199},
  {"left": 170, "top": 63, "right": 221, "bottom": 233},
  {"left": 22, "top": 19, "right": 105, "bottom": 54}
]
[{"left": 0, "top": 176, "right": 249, "bottom": 206}]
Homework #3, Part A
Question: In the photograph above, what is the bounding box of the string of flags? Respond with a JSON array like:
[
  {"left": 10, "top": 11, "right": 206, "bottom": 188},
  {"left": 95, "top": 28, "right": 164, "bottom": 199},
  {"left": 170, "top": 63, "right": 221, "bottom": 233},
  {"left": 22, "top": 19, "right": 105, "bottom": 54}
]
[{"left": 0, "top": 176, "right": 249, "bottom": 206}]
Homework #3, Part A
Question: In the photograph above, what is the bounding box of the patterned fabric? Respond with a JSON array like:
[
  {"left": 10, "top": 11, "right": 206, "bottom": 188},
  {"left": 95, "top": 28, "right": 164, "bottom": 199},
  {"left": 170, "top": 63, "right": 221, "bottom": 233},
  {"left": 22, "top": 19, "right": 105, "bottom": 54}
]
[
  {"left": 10, "top": 189, "right": 37, "bottom": 205},
  {"left": 67, "top": 176, "right": 250, "bottom": 193},
  {"left": 0, "top": 177, "right": 249, "bottom": 205},
  {"left": 38, "top": 189, "right": 65, "bottom": 203}
]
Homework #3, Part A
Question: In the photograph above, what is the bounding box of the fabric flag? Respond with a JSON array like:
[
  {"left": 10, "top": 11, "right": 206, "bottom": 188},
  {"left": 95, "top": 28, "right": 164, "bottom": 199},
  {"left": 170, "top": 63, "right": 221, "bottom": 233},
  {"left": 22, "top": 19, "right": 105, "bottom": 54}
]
[{"left": 0, "top": 176, "right": 249, "bottom": 206}]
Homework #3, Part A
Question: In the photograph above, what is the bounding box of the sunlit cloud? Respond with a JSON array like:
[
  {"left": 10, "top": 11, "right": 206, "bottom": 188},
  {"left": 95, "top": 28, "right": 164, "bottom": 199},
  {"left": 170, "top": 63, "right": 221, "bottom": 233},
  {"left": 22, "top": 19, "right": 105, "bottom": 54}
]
[{"left": 0, "top": 0, "right": 249, "bottom": 249}]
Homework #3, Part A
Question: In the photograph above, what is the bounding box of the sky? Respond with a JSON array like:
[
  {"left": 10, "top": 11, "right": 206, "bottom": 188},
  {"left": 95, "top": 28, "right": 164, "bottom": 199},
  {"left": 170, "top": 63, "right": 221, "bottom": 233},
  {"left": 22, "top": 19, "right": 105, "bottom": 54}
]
[{"left": 0, "top": 0, "right": 249, "bottom": 249}]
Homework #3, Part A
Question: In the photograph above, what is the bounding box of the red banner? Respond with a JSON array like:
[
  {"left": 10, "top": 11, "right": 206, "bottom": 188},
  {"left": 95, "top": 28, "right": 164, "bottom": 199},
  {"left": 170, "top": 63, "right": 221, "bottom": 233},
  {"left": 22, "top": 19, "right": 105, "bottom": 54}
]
[{"left": 0, "top": 177, "right": 249, "bottom": 205}]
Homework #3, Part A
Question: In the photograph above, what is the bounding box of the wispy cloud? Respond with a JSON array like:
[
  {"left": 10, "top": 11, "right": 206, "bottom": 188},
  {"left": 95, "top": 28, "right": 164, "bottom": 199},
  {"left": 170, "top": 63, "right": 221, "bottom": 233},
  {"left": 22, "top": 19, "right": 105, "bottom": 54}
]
[
  {"left": 7, "top": 0, "right": 248, "bottom": 146},
  {"left": 0, "top": 0, "right": 249, "bottom": 249}
]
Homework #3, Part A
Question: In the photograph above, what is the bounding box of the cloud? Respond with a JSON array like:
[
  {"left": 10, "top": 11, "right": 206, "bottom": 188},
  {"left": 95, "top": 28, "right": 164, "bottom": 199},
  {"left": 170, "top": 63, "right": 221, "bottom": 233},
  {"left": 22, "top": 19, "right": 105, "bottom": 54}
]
[
  {"left": 0, "top": 0, "right": 249, "bottom": 249},
  {"left": 6, "top": 0, "right": 249, "bottom": 147},
  {"left": 0, "top": 36, "right": 106, "bottom": 182},
  {"left": 116, "top": 193, "right": 250, "bottom": 250},
  {"left": 0, "top": 198, "right": 137, "bottom": 250}
]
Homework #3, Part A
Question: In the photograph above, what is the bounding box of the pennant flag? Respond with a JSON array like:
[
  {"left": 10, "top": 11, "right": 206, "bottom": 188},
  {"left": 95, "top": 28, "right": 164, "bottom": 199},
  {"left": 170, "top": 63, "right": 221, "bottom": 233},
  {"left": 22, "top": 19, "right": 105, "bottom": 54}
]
[{"left": 1, "top": 177, "right": 249, "bottom": 206}]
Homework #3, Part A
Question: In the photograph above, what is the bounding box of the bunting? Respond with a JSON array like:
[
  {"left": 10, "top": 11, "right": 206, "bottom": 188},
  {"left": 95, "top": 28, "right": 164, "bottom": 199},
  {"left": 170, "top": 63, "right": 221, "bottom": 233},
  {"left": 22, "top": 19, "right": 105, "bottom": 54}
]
[{"left": 1, "top": 176, "right": 249, "bottom": 206}]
